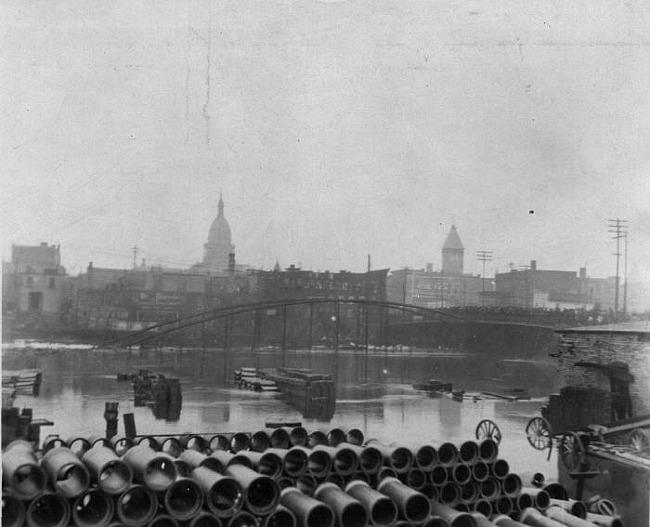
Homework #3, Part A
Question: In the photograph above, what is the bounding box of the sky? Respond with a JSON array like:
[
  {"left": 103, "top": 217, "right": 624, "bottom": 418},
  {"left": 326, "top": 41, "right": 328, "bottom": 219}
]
[{"left": 2, "top": 0, "right": 650, "bottom": 281}]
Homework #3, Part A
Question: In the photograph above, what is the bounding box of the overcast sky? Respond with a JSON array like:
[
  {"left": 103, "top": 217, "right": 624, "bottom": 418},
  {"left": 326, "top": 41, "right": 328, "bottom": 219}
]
[{"left": 2, "top": 0, "right": 650, "bottom": 281}]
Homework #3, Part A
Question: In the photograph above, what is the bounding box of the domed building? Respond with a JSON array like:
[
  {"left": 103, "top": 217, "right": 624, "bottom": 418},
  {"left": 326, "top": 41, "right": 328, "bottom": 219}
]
[{"left": 203, "top": 194, "right": 235, "bottom": 272}]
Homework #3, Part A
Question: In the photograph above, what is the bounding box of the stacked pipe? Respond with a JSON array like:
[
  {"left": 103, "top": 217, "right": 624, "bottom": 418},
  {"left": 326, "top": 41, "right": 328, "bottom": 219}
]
[{"left": 1, "top": 427, "right": 624, "bottom": 527}]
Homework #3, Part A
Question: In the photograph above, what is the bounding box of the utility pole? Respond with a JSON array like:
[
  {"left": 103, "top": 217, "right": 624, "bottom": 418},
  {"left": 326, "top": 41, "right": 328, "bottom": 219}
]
[
  {"left": 623, "top": 233, "right": 628, "bottom": 316},
  {"left": 476, "top": 251, "right": 493, "bottom": 307},
  {"left": 607, "top": 219, "right": 628, "bottom": 319},
  {"left": 131, "top": 245, "right": 139, "bottom": 269}
]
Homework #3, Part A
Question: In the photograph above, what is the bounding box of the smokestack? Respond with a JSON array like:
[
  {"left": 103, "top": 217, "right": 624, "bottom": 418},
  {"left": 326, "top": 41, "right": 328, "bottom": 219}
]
[
  {"left": 426, "top": 263, "right": 433, "bottom": 273},
  {"left": 530, "top": 260, "right": 537, "bottom": 271},
  {"left": 579, "top": 267, "right": 586, "bottom": 278}
]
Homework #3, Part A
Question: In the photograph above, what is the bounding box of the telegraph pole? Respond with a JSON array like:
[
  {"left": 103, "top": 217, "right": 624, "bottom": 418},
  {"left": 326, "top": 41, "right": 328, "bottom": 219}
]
[
  {"left": 131, "top": 245, "right": 139, "bottom": 269},
  {"left": 607, "top": 219, "right": 628, "bottom": 318},
  {"left": 476, "top": 251, "right": 493, "bottom": 307}
]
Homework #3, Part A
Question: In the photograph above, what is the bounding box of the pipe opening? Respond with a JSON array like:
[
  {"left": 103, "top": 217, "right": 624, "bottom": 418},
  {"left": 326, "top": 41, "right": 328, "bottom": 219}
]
[
  {"left": 166, "top": 479, "right": 204, "bottom": 520},
  {"left": 389, "top": 447, "right": 412, "bottom": 472},
  {"left": 341, "top": 503, "right": 368, "bottom": 527},
  {"left": 2, "top": 495, "right": 25, "bottom": 527},
  {"left": 190, "top": 513, "right": 223, "bottom": 527},
  {"left": 478, "top": 440, "right": 498, "bottom": 462},
  {"left": 118, "top": 486, "right": 157, "bottom": 526},
  {"left": 161, "top": 438, "right": 182, "bottom": 458},
  {"left": 112, "top": 437, "right": 134, "bottom": 457},
  {"left": 359, "top": 447, "right": 382, "bottom": 473},
  {"left": 378, "top": 467, "right": 397, "bottom": 481},
  {"left": 437, "top": 443, "right": 458, "bottom": 466},
  {"left": 307, "top": 451, "right": 331, "bottom": 477},
  {"left": 308, "top": 431, "right": 328, "bottom": 447},
  {"left": 406, "top": 469, "right": 426, "bottom": 490},
  {"left": 230, "top": 433, "right": 250, "bottom": 453},
  {"left": 371, "top": 498, "right": 398, "bottom": 527},
  {"left": 246, "top": 478, "right": 280, "bottom": 514},
  {"left": 229, "top": 512, "right": 260, "bottom": 527},
  {"left": 491, "top": 460, "right": 509, "bottom": 479},
  {"left": 415, "top": 446, "right": 437, "bottom": 470},
  {"left": 289, "top": 427, "right": 308, "bottom": 447},
  {"left": 327, "top": 429, "right": 346, "bottom": 447},
  {"left": 430, "top": 465, "right": 448, "bottom": 486},
  {"left": 473, "top": 499, "right": 492, "bottom": 517},
  {"left": 68, "top": 438, "right": 91, "bottom": 456},
  {"left": 9, "top": 463, "right": 47, "bottom": 499},
  {"left": 283, "top": 450, "right": 308, "bottom": 477},
  {"left": 207, "top": 479, "right": 243, "bottom": 516},
  {"left": 136, "top": 437, "right": 159, "bottom": 451},
  {"left": 210, "top": 435, "right": 231, "bottom": 452},
  {"left": 297, "top": 475, "right": 317, "bottom": 496},
  {"left": 276, "top": 477, "right": 296, "bottom": 490},
  {"left": 502, "top": 474, "right": 521, "bottom": 496},
  {"left": 480, "top": 479, "right": 499, "bottom": 500},
  {"left": 334, "top": 449, "right": 357, "bottom": 475},
  {"left": 259, "top": 454, "right": 282, "bottom": 477},
  {"left": 54, "top": 463, "right": 90, "bottom": 497},
  {"left": 404, "top": 495, "right": 430, "bottom": 524},
  {"left": 494, "top": 497, "right": 512, "bottom": 515},
  {"left": 423, "top": 518, "right": 448, "bottom": 527},
  {"left": 270, "top": 430, "right": 291, "bottom": 449},
  {"left": 471, "top": 461, "right": 489, "bottom": 482},
  {"left": 73, "top": 490, "right": 113, "bottom": 527},
  {"left": 517, "top": 493, "right": 534, "bottom": 510},
  {"left": 448, "top": 514, "right": 474, "bottom": 527},
  {"left": 98, "top": 460, "right": 132, "bottom": 495},
  {"left": 27, "top": 494, "right": 70, "bottom": 527},
  {"left": 452, "top": 464, "right": 471, "bottom": 485},
  {"left": 174, "top": 460, "right": 192, "bottom": 478},
  {"left": 144, "top": 458, "right": 177, "bottom": 492},
  {"left": 440, "top": 483, "right": 460, "bottom": 505},
  {"left": 148, "top": 515, "right": 179, "bottom": 527},
  {"left": 346, "top": 429, "right": 364, "bottom": 446},
  {"left": 459, "top": 441, "right": 479, "bottom": 464},
  {"left": 307, "top": 505, "right": 335, "bottom": 527},
  {"left": 265, "top": 508, "right": 296, "bottom": 527},
  {"left": 460, "top": 483, "right": 478, "bottom": 502}
]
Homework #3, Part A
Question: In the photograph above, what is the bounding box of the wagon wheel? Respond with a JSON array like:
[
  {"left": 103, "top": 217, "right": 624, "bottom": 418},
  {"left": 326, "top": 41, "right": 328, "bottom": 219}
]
[
  {"left": 475, "top": 419, "right": 502, "bottom": 444},
  {"left": 525, "top": 417, "right": 553, "bottom": 451},
  {"left": 560, "top": 432, "right": 586, "bottom": 470},
  {"left": 628, "top": 428, "right": 650, "bottom": 454}
]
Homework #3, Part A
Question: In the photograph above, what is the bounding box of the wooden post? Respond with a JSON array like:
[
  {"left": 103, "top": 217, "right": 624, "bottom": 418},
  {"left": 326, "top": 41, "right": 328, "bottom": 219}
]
[
  {"left": 123, "top": 413, "right": 136, "bottom": 439},
  {"left": 104, "top": 402, "right": 119, "bottom": 439},
  {"left": 308, "top": 303, "right": 314, "bottom": 351}
]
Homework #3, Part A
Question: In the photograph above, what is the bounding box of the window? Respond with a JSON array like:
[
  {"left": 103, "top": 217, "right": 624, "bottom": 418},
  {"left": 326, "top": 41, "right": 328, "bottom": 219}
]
[
  {"left": 26, "top": 276, "right": 34, "bottom": 288},
  {"left": 49, "top": 278, "right": 56, "bottom": 289}
]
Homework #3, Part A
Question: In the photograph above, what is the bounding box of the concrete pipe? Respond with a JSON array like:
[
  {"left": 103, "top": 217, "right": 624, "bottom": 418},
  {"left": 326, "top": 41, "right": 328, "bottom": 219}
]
[
  {"left": 325, "top": 473, "right": 347, "bottom": 489},
  {"left": 400, "top": 468, "right": 427, "bottom": 490},
  {"left": 470, "top": 513, "right": 495, "bottom": 527},
  {"left": 115, "top": 485, "right": 159, "bottom": 527},
  {"left": 42, "top": 446, "right": 91, "bottom": 498},
  {"left": 234, "top": 451, "right": 283, "bottom": 478},
  {"left": 518, "top": 508, "right": 565, "bottom": 527},
  {"left": 477, "top": 440, "right": 499, "bottom": 463},
  {"left": 164, "top": 477, "right": 204, "bottom": 521},
  {"left": 266, "top": 428, "right": 292, "bottom": 449},
  {"left": 326, "top": 428, "right": 347, "bottom": 447},
  {"left": 265, "top": 447, "right": 309, "bottom": 479},
  {"left": 230, "top": 433, "right": 251, "bottom": 453},
  {"left": 212, "top": 451, "right": 253, "bottom": 470},
  {"left": 378, "top": 467, "right": 398, "bottom": 481},
  {"left": 160, "top": 438, "right": 183, "bottom": 458},
  {"left": 26, "top": 492, "right": 71, "bottom": 527},
  {"left": 111, "top": 436, "right": 135, "bottom": 457},
  {"left": 429, "top": 501, "right": 476, "bottom": 527},
  {"left": 459, "top": 482, "right": 479, "bottom": 504},
  {"left": 502, "top": 474, "right": 522, "bottom": 498},
  {"left": 430, "top": 465, "right": 449, "bottom": 486},
  {"left": 173, "top": 459, "right": 192, "bottom": 478},
  {"left": 293, "top": 447, "right": 331, "bottom": 478},
  {"left": 262, "top": 504, "right": 297, "bottom": 527},
  {"left": 520, "top": 488, "right": 551, "bottom": 510},
  {"left": 123, "top": 445, "right": 177, "bottom": 492},
  {"left": 135, "top": 436, "right": 160, "bottom": 451},
  {"left": 190, "top": 466, "right": 243, "bottom": 519},
  {"left": 345, "top": 480, "right": 398, "bottom": 527},
  {"left": 438, "top": 483, "right": 461, "bottom": 507},
  {"left": 541, "top": 484, "right": 568, "bottom": 501},
  {"left": 180, "top": 450, "right": 225, "bottom": 473},
  {"left": 376, "top": 477, "right": 431, "bottom": 524},
  {"left": 587, "top": 499, "right": 617, "bottom": 516},
  {"left": 415, "top": 445, "right": 438, "bottom": 471},
  {"left": 350, "top": 472, "right": 370, "bottom": 484},
  {"left": 210, "top": 434, "right": 233, "bottom": 453},
  {"left": 423, "top": 517, "right": 451, "bottom": 527},
  {"left": 436, "top": 443, "right": 459, "bottom": 467},
  {"left": 179, "top": 434, "right": 208, "bottom": 453},
  {"left": 548, "top": 500, "right": 587, "bottom": 519},
  {"left": 365, "top": 441, "right": 413, "bottom": 474},
  {"left": 314, "top": 445, "right": 359, "bottom": 476},
  {"left": 492, "top": 496, "right": 513, "bottom": 516},
  {"left": 545, "top": 507, "right": 593, "bottom": 527},
  {"left": 250, "top": 431, "right": 271, "bottom": 453},
  {"left": 471, "top": 462, "right": 490, "bottom": 483},
  {"left": 67, "top": 436, "right": 92, "bottom": 456},
  {"left": 225, "top": 463, "right": 281, "bottom": 516},
  {"left": 42, "top": 435, "right": 68, "bottom": 453},
  {"left": 82, "top": 445, "right": 133, "bottom": 495},
  {"left": 2, "top": 494, "right": 26, "bottom": 527},
  {"left": 282, "top": 426, "right": 308, "bottom": 447},
  {"left": 226, "top": 511, "right": 259, "bottom": 527},
  {"left": 314, "top": 482, "right": 368, "bottom": 527},
  {"left": 189, "top": 512, "right": 223, "bottom": 527},
  {"left": 88, "top": 435, "right": 113, "bottom": 449},
  {"left": 478, "top": 478, "right": 500, "bottom": 502},
  {"left": 276, "top": 476, "right": 297, "bottom": 490},
  {"left": 471, "top": 500, "right": 492, "bottom": 517},
  {"left": 516, "top": 493, "right": 534, "bottom": 511},
  {"left": 451, "top": 464, "right": 472, "bottom": 486},
  {"left": 147, "top": 514, "right": 180, "bottom": 527},
  {"left": 72, "top": 488, "right": 115, "bottom": 527},
  {"left": 458, "top": 441, "right": 480, "bottom": 465},
  {"left": 308, "top": 430, "right": 329, "bottom": 448},
  {"left": 421, "top": 484, "right": 438, "bottom": 502},
  {"left": 279, "top": 487, "right": 335, "bottom": 527},
  {"left": 344, "top": 428, "right": 365, "bottom": 447},
  {"left": 2, "top": 444, "right": 47, "bottom": 499},
  {"left": 585, "top": 513, "right": 623, "bottom": 527},
  {"left": 337, "top": 443, "right": 382, "bottom": 475},
  {"left": 297, "top": 474, "right": 318, "bottom": 496},
  {"left": 490, "top": 460, "right": 509, "bottom": 479},
  {"left": 492, "top": 515, "right": 527, "bottom": 527}
]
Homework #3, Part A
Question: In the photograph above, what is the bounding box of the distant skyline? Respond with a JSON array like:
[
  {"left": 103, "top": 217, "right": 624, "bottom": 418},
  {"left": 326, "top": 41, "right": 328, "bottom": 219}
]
[{"left": 2, "top": 1, "right": 649, "bottom": 281}]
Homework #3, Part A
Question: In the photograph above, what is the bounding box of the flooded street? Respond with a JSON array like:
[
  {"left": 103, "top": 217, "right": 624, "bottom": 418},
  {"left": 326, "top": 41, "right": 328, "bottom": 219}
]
[{"left": 3, "top": 343, "right": 561, "bottom": 483}]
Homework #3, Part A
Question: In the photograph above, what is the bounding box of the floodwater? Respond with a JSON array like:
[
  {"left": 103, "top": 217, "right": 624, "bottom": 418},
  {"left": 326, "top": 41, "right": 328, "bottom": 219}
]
[{"left": 3, "top": 342, "right": 560, "bottom": 480}]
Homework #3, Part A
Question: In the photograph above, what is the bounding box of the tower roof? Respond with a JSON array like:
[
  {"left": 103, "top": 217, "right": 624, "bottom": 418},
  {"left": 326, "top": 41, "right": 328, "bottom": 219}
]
[
  {"left": 442, "top": 224, "right": 464, "bottom": 251},
  {"left": 207, "top": 195, "right": 232, "bottom": 245}
]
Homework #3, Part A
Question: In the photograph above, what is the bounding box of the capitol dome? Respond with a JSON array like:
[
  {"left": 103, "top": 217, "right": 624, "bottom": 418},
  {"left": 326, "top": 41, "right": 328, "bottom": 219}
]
[{"left": 203, "top": 195, "right": 234, "bottom": 272}]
